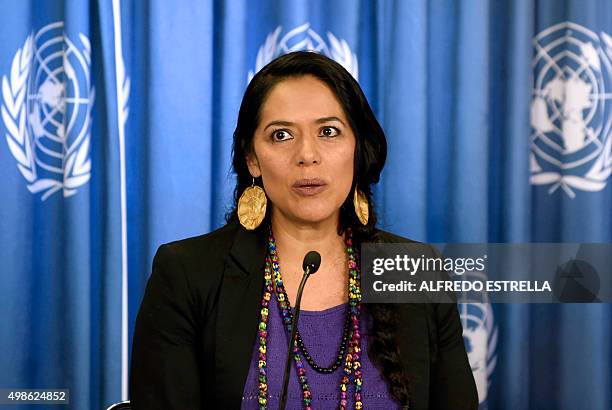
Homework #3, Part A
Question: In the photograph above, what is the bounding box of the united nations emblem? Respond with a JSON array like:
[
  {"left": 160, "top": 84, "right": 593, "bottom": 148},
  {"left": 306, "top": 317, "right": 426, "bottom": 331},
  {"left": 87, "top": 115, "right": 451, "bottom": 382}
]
[
  {"left": 460, "top": 301, "right": 498, "bottom": 404},
  {"left": 1, "top": 22, "right": 94, "bottom": 200},
  {"left": 531, "top": 22, "right": 612, "bottom": 196},
  {"left": 456, "top": 268, "right": 498, "bottom": 404},
  {"left": 248, "top": 22, "right": 359, "bottom": 82}
]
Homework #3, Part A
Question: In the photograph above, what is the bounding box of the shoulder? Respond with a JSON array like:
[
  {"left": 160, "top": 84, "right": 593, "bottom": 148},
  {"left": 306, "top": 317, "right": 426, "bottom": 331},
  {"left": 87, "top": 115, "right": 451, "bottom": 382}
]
[
  {"left": 158, "top": 220, "right": 240, "bottom": 262},
  {"left": 150, "top": 221, "right": 242, "bottom": 298},
  {"left": 371, "top": 228, "right": 439, "bottom": 258},
  {"left": 144, "top": 222, "right": 245, "bottom": 323}
]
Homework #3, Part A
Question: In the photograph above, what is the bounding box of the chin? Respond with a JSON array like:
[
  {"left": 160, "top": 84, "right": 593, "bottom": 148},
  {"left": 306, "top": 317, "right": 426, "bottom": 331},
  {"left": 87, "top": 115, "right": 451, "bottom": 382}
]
[
  {"left": 292, "top": 209, "right": 339, "bottom": 225},
  {"left": 273, "top": 198, "right": 343, "bottom": 225}
]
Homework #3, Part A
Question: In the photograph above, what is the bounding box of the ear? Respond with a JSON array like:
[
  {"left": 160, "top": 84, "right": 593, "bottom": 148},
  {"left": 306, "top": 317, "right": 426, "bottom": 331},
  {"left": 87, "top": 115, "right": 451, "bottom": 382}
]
[{"left": 246, "top": 152, "right": 262, "bottom": 178}]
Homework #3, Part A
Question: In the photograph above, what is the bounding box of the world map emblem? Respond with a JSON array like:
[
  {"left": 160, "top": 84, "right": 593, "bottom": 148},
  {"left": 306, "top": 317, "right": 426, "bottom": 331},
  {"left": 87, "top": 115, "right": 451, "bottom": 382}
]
[
  {"left": 530, "top": 22, "right": 612, "bottom": 197},
  {"left": 457, "top": 268, "right": 498, "bottom": 404},
  {"left": 248, "top": 22, "right": 359, "bottom": 82},
  {"left": 460, "top": 302, "right": 497, "bottom": 404},
  {"left": 1, "top": 21, "right": 94, "bottom": 200}
]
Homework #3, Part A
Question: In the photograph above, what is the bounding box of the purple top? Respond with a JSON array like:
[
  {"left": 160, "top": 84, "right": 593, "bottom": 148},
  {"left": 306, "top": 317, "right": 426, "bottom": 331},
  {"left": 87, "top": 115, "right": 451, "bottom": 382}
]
[{"left": 241, "top": 294, "right": 401, "bottom": 409}]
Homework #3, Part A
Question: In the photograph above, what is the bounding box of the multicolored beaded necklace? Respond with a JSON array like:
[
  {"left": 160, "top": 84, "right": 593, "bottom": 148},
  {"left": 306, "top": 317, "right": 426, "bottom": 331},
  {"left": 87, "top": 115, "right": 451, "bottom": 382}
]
[{"left": 256, "top": 227, "right": 363, "bottom": 410}]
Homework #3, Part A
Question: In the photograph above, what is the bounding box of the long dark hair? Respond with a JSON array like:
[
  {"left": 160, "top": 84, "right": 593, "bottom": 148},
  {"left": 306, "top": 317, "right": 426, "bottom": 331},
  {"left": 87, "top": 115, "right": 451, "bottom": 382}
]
[{"left": 227, "top": 51, "right": 410, "bottom": 406}]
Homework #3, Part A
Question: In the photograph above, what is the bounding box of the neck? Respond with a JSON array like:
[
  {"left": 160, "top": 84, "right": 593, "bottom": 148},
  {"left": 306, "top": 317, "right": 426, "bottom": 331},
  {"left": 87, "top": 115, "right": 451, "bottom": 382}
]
[{"left": 270, "top": 208, "right": 347, "bottom": 271}]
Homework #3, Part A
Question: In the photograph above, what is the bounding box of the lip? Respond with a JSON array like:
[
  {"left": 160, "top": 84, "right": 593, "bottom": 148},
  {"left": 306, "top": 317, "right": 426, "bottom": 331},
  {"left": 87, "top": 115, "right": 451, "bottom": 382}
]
[{"left": 292, "top": 178, "right": 327, "bottom": 196}]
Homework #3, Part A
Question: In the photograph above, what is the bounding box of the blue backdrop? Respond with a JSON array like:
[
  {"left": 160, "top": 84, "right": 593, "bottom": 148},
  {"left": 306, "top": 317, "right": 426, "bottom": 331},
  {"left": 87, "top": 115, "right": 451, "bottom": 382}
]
[{"left": 0, "top": 0, "right": 610, "bottom": 409}]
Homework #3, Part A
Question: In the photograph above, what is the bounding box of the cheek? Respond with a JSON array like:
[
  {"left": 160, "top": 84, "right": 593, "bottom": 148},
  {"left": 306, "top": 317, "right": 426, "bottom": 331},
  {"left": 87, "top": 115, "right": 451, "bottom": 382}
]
[
  {"left": 257, "top": 150, "right": 289, "bottom": 186},
  {"left": 333, "top": 144, "right": 355, "bottom": 182}
]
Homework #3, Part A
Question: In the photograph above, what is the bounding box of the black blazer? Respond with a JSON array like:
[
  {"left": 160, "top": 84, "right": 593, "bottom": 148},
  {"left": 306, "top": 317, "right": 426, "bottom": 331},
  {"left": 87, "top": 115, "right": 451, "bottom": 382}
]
[{"left": 130, "top": 220, "right": 478, "bottom": 409}]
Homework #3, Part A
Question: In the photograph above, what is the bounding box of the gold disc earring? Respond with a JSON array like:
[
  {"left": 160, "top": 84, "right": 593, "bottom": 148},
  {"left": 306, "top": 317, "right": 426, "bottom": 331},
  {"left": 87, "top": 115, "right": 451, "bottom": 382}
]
[
  {"left": 353, "top": 187, "right": 369, "bottom": 225},
  {"left": 238, "top": 177, "right": 267, "bottom": 230}
]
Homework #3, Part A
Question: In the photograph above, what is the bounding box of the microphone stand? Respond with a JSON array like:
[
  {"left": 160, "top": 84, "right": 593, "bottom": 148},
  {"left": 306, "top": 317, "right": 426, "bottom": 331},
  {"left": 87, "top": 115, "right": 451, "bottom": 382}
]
[{"left": 278, "top": 266, "right": 311, "bottom": 410}]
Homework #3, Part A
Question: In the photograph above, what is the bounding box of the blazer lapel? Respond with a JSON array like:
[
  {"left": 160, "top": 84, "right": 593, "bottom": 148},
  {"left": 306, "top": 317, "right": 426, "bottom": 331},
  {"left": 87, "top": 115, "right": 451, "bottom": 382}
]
[{"left": 214, "top": 224, "right": 267, "bottom": 407}]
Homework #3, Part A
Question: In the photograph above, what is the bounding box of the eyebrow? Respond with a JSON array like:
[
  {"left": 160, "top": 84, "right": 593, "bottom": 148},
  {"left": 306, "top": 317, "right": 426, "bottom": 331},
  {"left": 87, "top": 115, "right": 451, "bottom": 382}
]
[{"left": 263, "top": 116, "right": 346, "bottom": 130}]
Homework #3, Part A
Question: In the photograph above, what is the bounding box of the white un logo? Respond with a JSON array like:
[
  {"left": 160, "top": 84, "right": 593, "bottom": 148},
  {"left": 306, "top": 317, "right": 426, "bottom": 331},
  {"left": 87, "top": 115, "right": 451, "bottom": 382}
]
[
  {"left": 460, "top": 301, "right": 498, "bottom": 404},
  {"left": 530, "top": 22, "right": 612, "bottom": 197},
  {"left": 247, "top": 23, "right": 359, "bottom": 83},
  {"left": 1, "top": 21, "right": 94, "bottom": 200}
]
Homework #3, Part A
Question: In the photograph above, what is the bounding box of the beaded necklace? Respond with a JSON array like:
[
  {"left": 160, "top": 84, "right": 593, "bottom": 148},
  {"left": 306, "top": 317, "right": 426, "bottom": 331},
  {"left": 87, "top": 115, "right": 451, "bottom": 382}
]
[{"left": 256, "top": 227, "right": 363, "bottom": 410}]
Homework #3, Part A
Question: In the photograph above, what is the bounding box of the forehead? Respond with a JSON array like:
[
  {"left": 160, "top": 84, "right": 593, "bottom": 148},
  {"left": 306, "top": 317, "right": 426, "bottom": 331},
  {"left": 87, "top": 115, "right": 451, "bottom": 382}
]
[{"left": 259, "top": 75, "right": 346, "bottom": 121}]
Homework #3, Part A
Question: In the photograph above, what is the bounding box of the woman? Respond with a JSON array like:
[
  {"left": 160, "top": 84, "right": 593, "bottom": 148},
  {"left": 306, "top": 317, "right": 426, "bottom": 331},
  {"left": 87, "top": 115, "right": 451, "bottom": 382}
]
[{"left": 130, "top": 51, "right": 477, "bottom": 409}]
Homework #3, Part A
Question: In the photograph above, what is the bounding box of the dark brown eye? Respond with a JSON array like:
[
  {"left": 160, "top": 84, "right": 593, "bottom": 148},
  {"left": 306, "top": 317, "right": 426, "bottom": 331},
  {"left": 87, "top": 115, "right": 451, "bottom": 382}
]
[
  {"left": 271, "top": 129, "right": 292, "bottom": 141},
  {"left": 320, "top": 126, "right": 340, "bottom": 137}
]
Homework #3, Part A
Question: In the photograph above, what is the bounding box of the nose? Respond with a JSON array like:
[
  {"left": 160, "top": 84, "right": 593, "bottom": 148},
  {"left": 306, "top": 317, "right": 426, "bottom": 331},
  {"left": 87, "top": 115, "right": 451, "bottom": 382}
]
[{"left": 296, "top": 134, "right": 320, "bottom": 166}]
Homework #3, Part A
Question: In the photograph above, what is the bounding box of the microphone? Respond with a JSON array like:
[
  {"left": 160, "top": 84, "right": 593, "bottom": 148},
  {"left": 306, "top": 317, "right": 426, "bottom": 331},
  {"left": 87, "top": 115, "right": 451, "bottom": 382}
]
[
  {"left": 302, "top": 251, "right": 321, "bottom": 276},
  {"left": 279, "top": 251, "right": 321, "bottom": 410}
]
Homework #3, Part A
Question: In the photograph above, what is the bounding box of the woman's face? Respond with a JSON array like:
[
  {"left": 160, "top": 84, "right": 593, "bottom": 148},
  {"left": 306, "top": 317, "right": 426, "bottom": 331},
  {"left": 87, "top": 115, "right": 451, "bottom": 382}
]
[{"left": 247, "top": 75, "right": 356, "bottom": 226}]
